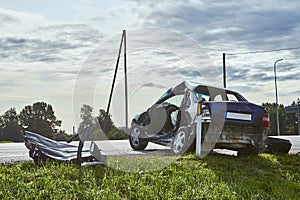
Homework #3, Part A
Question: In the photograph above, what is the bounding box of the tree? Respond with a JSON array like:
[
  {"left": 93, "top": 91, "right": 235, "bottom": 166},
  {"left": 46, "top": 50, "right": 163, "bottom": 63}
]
[
  {"left": 78, "top": 104, "right": 95, "bottom": 133},
  {"left": 0, "top": 115, "right": 3, "bottom": 134},
  {"left": 96, "top": 109, "right": 127, "bottom": 140},
  {"left": 76, "top": 105, "right": 127, "bottom": 140},
  {"left": 55, "top": 129, "right": 70, "bottom": 141},
  {"left": 77, "top": 104, "right": 104, "bottom": 140},
  {"left": 292, "top": 98, "right": 300, "bottom": 106},
  {"left": 19, "top": 102, "right": 61, "bottom": 139},
  {"left": 287, "top": 98, "right": 300, "bottom": 135},
  {"left": 96, "top": 109, "right": 115, "bottom": 134},
  {"left": 263, "top": 100, "right": 298, "bottom": 135},
  {"left": 106, "top": 126, "right": 127, "bottom": 140},
  {"left": 1, "top": 121, "right": 23, "bottom": 142},
  {"left": 0, "top": 108, "right": 23, "bottom": 142},
  {"left": 2, "top": 108, "right": 18, "bottom": 123},
  {"left": 77, "top": 106, "right": 127, "bottom": 140}
]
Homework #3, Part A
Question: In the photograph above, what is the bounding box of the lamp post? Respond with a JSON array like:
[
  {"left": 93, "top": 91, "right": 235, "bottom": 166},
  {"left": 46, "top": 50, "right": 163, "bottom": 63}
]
[{"left": 274, "top": 59, "right": 283, "bottom": 136}]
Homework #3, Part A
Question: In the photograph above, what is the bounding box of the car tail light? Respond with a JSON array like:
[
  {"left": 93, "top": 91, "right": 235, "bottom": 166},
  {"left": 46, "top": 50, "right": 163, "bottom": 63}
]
[
  {"left": 261, "top": 111, "right": 270, "bottom": 127},
  {"left": 197, "top": 102, "right": 202, "bottom": 115}
]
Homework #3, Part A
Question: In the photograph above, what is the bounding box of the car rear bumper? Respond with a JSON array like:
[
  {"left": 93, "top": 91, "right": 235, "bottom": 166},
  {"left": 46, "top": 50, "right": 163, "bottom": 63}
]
[{"left": 202, "top": 123, "right": 268, "bottom": 150}]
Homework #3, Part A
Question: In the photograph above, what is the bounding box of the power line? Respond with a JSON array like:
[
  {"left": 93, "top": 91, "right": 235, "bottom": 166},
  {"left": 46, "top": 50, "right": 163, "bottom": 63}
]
[{"left": 227, "top": 46, "right": 300, "bottom": 55}]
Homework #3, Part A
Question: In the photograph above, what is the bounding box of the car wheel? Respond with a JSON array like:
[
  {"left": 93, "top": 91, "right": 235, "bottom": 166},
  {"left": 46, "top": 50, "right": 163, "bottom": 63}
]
[
  {"left": 171, "top": 127, "right": 195, "bottom": 155},
  {"left": 129, "top": 124, "right": 148, "bottom": 150}
]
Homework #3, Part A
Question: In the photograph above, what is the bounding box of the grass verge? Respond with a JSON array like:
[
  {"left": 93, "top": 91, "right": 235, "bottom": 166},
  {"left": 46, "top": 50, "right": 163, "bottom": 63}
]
[
  {"left": 0, "top": 153, "right": 299, "bottom": 199},
  {"left": 0, "top": 141, "right": 13, "bottom": 143}
]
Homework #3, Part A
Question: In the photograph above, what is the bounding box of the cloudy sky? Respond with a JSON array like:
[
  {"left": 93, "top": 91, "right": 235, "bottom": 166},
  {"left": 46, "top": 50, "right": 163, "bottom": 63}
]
[{"left": 1, "top": 0, "right": 299, "bottom": 133}]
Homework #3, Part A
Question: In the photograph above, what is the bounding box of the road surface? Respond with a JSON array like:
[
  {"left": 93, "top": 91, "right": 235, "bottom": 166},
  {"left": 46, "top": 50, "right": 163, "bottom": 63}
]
[
  {"left": 0, "top": 143, "right": 30, "bottom": 163},
  {"left": 1, "top": 136, "right": 299, "bottom": 163},
  {"left": 0, "top": 140, "right": 169, "bottom": 163}
]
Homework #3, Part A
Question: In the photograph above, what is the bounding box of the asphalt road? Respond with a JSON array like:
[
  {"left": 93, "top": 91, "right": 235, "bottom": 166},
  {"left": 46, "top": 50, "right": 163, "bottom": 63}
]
[
  {"left": 0, "top": 140, "right": 169, "bottom": 163},
  {"left": 1, "top": 136, "right": 299, "bottom": 164},
  {"left": 0, "top": 143, "right": 30, "bottom": 163}
]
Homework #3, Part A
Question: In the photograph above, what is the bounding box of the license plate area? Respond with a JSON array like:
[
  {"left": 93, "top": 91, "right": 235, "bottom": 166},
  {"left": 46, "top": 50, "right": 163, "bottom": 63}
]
[{"left": 225, "top": 112, "right": 252, "bottom": 121}]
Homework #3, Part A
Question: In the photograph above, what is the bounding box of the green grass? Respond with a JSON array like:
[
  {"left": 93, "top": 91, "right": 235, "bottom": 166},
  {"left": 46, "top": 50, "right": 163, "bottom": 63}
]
[
  {"left": 0, "top": 141, "right": 13, "bottom": 143},
  {"left": 0, "top": 154, "right": 299, "bottom": 199}
]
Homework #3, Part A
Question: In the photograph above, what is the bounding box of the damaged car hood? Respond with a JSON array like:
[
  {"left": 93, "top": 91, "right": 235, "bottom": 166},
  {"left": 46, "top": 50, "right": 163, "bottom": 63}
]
[{"left": 24, "top": 131, "right": 93, "bottom": 163}]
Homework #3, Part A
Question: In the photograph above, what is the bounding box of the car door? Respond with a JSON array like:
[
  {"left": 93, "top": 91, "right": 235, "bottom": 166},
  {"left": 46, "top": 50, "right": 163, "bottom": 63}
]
[{"left": 179, "top": 88, "right": 202, "bottom": 127}]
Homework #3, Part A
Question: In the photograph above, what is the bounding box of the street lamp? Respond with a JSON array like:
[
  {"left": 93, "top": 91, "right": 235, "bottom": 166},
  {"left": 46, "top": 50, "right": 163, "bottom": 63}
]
[{"left": 274, "top": 59, "right": 283, "bottom": 136}]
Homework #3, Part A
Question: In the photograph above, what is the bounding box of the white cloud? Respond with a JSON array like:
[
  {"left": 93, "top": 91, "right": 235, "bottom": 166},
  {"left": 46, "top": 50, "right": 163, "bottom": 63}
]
[
  {"left": 0, "top": 8, "right": 46, "bottom": 36},
  {"left": 0, "top": 0, "right": 300, "bottom": 133}
]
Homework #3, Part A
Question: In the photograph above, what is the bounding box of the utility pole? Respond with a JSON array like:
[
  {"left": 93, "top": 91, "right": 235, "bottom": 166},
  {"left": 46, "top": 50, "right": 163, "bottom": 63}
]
[
  {"left": 106, "top": 32, "right": 124, "bottom": 117},
  {"left": 105, "top": 30, "right": 128, "bottom": 131},
  {"left": 223, "top": 53, "right": 226, "bottom": 88},
  {"left": 123, "top": 30, "right": 128, "bottom": 129}
]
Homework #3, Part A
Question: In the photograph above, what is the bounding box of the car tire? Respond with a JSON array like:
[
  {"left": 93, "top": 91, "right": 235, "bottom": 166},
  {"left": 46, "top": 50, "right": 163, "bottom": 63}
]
[
  {"left": 171, "top": 126, "right": 195, "bottom": 155},
  {"left": 129, "top": 124, "right": 148, "bottom": 151}
]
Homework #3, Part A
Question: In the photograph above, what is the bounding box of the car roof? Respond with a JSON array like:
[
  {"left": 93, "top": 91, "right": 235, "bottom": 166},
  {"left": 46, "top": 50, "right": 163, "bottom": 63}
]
[
  {"left": 171, "top": 81, "right": 238, "bottom": 95},
  {"left": 156, "top": 81, "right": 245, "bottom": 104}
]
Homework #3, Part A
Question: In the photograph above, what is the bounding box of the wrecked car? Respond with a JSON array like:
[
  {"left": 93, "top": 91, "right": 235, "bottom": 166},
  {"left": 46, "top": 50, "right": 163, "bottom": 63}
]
[{"left": 128, "top": 81, "right": 270, "bottom": 156}]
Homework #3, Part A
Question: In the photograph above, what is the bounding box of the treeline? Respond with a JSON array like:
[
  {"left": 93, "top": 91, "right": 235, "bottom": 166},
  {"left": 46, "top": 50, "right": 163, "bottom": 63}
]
[
  {"left": 0, "top": 99, "right": 299, "bottom": 142},
  {"left": 0, "top": 102, "right": 63, "bottom": 142},
  {"left": 263, "top": 98, "right": 299, "bottom": 135},
  {"left": 76, "top": 104, "right": 127, "bottom": 141},
  {"left": 0, "top": 102, "right": 127, "bottom": 142}
]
